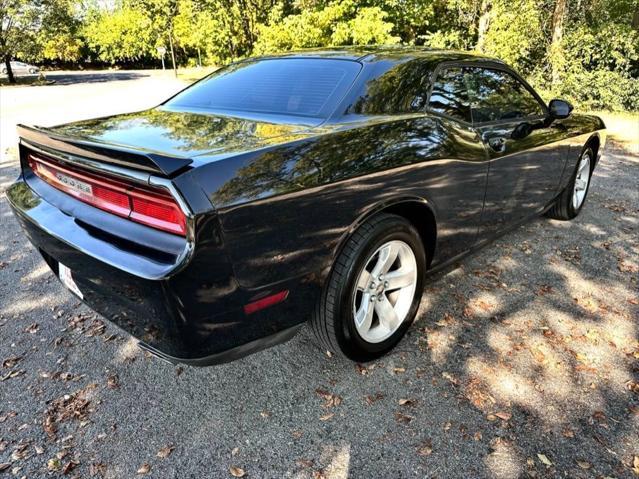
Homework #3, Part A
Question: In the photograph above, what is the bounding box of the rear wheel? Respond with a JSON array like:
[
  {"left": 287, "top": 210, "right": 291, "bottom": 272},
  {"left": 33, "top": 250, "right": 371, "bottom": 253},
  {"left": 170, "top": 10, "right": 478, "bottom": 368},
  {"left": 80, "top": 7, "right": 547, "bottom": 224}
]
[
  {"left": 545, "top": 147, "right": 594, "bottom": 220},
  {"left": 311, "top": 214, "right": 426, "bottom": 361}
]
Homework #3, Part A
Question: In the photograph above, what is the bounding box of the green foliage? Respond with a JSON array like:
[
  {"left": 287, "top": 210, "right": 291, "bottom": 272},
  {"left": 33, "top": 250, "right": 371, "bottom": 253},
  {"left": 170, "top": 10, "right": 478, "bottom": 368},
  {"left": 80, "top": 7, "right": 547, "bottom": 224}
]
[
  {"left": 84, "top": 7, "right": 156, "bottom": 63},
  {"left": 1, "top": 0, "right": 637, "bottom": 110},
  {"left": 480, "top": 0, "right": 546, "bottom": 75},
  {"left": 254, "top": 1, "right": 399, "bottom": 53}
]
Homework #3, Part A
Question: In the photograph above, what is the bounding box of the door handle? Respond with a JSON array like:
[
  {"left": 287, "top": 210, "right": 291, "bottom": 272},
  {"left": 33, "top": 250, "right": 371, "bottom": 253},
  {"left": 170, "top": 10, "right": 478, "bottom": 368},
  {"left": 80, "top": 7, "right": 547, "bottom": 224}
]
[{"left": 488, "top": 137, "right": 507, "bottom": 152}]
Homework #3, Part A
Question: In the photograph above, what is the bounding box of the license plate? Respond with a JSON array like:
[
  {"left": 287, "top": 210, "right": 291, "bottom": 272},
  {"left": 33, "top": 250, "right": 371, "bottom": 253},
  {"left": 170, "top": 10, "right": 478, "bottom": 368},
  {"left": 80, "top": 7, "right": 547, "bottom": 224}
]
[
  {"left": 59, "top": 263, "right": 83, "bottom": 299},
  {"left": 55, "top": 172, "right": 93, "bottom": 195}
]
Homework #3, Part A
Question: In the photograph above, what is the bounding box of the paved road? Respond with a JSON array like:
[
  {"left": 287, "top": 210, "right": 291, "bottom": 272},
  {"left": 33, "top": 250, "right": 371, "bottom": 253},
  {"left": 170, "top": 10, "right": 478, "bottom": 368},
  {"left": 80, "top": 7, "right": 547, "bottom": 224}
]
[
  {"left": 0, "top": 74, "right": 638, "bottom": 478},
  {"left": 0, "top": 70, "right": 187, "bottom": 162}
]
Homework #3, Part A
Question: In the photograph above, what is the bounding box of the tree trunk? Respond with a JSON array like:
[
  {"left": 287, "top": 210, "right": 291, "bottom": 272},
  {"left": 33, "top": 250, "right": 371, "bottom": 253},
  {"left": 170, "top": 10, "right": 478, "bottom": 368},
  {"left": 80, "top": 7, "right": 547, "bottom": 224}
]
[
  {"left": 477, "top": 0, "right": 491, "bottom": 52},
  {"left": 632, "top": 9, "right": 639, "bottom": 30},
  {"left": 168, "top": 30, "right": 177, "bottom": 78},
  {"left": 197, "top": 47, "right": 202, "bottom": 67},
  {"left": 550, "top": 0, "right": 568, "bottom": 86},
  {"left": 4, "top": 55, "right": 15, "bottom": 84}
]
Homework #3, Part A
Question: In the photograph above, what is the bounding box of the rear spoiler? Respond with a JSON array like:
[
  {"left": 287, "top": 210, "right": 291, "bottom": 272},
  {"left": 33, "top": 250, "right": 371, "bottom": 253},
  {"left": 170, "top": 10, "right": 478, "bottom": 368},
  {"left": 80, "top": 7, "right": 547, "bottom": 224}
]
[{"left": 17, "top": 124, "right": 192, "bottom": 177}]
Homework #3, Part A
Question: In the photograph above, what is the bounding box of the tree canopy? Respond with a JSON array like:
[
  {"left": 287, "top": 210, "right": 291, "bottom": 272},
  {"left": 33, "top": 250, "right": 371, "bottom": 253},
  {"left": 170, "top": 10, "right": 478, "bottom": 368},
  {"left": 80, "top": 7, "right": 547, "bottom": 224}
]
[{"left": 2, "top": 0, "right": 637, "bottom": 110}]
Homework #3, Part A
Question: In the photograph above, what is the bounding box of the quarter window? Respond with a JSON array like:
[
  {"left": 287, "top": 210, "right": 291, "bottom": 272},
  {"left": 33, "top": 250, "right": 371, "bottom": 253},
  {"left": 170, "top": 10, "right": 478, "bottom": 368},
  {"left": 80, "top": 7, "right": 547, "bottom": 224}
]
[
  {"left": 465, "top": 68, "right": 544, "bottom": 123},
  {"left": 428, "top": 68, "right": 471, "bottom": 123}
]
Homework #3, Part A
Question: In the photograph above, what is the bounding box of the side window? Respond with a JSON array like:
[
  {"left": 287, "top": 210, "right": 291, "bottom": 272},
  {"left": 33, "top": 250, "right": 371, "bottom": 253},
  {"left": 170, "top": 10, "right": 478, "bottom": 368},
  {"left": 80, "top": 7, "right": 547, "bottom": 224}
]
[
  {"left": 466, "top": 68, "right": 544, "bottom": 123},
  {"left": 428, "top": 68, "right": 471, "bottom": 123},
  {"left": 347, "top": 60, "right": 434, "bottom": 115}
]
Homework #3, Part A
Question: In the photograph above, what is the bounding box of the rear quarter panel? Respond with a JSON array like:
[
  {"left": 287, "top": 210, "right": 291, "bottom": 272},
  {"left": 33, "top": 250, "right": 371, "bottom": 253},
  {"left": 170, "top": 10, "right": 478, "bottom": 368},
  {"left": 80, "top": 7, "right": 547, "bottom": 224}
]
[{"left": 192, "top": 115, "right": 489, "bottom": 289}]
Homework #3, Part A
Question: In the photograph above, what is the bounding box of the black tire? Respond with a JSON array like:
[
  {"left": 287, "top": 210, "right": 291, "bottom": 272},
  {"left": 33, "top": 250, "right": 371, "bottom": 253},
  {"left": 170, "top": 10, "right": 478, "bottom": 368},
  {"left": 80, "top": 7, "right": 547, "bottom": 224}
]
[
  {"left": 545, "top": 146, "right": 594, "bottom": 221},
  {"left": 311, "top": 213, "right": 426, "bottom": 362},
  {"left": 28, "top": 68, "right": 37, "bottom": 74},
  {"left": 1, "top": 68, "right": 6, "bottom": 75}
]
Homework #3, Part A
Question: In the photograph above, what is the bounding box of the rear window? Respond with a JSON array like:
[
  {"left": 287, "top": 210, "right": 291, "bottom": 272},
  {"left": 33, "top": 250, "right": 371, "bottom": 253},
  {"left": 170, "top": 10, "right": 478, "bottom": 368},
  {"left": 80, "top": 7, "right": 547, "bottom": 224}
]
[{"left": 164, "top": 58, "right": 361, "bottom": 120}]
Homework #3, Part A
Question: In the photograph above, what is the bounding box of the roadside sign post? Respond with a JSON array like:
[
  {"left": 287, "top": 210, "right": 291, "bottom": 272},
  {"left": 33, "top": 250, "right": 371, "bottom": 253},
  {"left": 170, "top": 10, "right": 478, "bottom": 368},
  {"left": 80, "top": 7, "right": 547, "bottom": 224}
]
[{"left": 157, "top": 46, "right": 167, "bottom": 71}]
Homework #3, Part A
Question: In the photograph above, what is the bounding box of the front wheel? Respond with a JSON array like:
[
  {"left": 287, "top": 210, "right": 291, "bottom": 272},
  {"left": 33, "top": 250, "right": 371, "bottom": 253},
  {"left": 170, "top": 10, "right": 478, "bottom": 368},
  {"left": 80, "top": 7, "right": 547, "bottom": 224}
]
[
  {"left": 311, "top": 214, "right": 426, "bottom": 362},
  {"left": 545, "top": 146, "right": 594, "bottom": 221},
  {"left": 28, "top": 68, "right": 37, "bottom": 74}
]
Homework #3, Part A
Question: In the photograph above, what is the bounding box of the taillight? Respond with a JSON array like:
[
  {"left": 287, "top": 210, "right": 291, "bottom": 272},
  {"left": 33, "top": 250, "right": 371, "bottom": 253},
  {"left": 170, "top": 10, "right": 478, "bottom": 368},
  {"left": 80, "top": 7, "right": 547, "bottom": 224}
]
[{"left": 28, "top": 154, "right": 187, "bottom": 236}]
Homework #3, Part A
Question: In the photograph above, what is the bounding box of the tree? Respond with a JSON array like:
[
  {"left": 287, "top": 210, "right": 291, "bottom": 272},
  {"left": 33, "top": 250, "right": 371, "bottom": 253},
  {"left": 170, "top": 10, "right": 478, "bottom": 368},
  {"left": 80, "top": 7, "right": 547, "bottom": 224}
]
[
  {"left": 550, "top": 0, "right": 567, "bottom": 86},
  {"left": 0, "top": 0, "right": 40, "bottom": 82},
  {"left": 254, "top": 0, "right": 399, "bottom": 54},
  {"left": 84, "top": 6, "right": 156, "bottom": 63}
]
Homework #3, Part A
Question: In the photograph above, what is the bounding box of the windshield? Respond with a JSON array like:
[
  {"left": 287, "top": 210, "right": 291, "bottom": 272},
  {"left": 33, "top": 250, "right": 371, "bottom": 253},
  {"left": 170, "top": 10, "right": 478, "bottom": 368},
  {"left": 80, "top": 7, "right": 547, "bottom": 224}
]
[{"left": 164, "top": 58, "right": 361, "bottom": 122}]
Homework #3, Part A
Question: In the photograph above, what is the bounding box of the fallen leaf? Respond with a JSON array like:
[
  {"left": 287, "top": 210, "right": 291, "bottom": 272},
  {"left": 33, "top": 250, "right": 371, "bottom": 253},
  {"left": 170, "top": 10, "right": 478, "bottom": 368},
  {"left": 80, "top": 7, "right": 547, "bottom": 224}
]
[
  {"left": 137, "top": 463, "right": 151, "bottom": 475},
  {"left": 229, "top": 465, "right": 246, "bottom": 477},
  {"left": 576, "top": 460, "right": 591, "bottom": 470},
  {"left": 475, "top": 300, "right": 493, "bottom": 312},
  {"left": 25, "top": 323, "right": 39, "bottom": 334},
  {"left": 393, "top": 367, "right": 406, "bottom": 374},
  {"left": 442, "top": 371, "right": 459, "bottom": 385},
  {"left": 157, "top": 445, "right": 174, "bottom": 459},
  {"left": 562, "top": 427, "right": 575, "bottom": 438},
  {"left": 136, "top": 461, "right": 155, "bottom": 475},
  {"left": 633, "top": 456, "right": 639, "bottom": 475},
  {"left": 394, "top": 411, "right": 413, "bottom": 424},
  {"left": 47, "top": 458, "right": 62, "bottom": 472},
  {"left": 297, "top": 458, "right": 314, "bottom": 468},
  {"left": 530, "top": 346, "right": 547, "bottom": 364},
  {"left": 106, "top": 374, "right": 119, "bottom": 389},
  {"left": 364, "top": 393, "right": 384, "bottom": 405},
  {"left": 89, "top": 462, "right": 106, "bottom": 476},
  {"left": 0, "top": 463, "right": 9, "bottom": 472},
  {"left": 315, "top": 389, "right": 342, "bottom": 408},
  {"left": 2, "top": 356, "right": 22, "bottom": 368},
  {"left": 399, "top": 398, "right": 416, "bottom": 406},
  {"left": 537, "top": 453, "right": 552, "bottom": 466},
  {"left": 319, "top": 413, "right": 334, "bottom": 421},
  {"left": 62, "top": 460, "right": 79, "bottom": 475},
  {"left": 494, "top": 411, "right": 512, "bottom": 421},
  {"left": 417, "top": 440, "right": 433, "bottom": 456}
]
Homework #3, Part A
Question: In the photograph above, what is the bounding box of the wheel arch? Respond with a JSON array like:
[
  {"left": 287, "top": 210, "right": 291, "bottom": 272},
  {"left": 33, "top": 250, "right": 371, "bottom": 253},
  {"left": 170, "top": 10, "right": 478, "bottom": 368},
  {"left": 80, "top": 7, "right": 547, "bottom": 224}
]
[
  {"left": 584, "top": 133, "right": 601, "bottom": 169},
  {"left": 330, "top": 197, "right": 438, "bottom": 272}
]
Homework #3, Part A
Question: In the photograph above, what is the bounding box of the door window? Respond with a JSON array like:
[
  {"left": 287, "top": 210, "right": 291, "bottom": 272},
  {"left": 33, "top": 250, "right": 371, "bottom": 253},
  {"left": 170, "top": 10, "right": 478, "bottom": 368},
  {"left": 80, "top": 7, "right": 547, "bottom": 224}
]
[
  {"left": 465, "top": 68, "right": 544, "bottom": 123},
  {"left": 428, "top": 67, "right": 471, "bottom": 123}
]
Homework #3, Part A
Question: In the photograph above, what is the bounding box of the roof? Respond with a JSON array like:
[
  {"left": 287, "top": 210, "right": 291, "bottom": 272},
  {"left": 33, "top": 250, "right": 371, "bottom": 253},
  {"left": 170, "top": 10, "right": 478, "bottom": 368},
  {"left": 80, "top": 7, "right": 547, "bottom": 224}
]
[{"left": 252, "top": 46, "right": 503, "bottom": 65}]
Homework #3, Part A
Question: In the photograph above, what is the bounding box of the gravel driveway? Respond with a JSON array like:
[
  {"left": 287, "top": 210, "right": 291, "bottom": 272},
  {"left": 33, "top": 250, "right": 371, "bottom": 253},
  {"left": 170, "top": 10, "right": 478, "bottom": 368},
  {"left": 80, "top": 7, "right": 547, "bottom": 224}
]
[{"left": 0, "top": 73, "right": 638, "bottom": 479}]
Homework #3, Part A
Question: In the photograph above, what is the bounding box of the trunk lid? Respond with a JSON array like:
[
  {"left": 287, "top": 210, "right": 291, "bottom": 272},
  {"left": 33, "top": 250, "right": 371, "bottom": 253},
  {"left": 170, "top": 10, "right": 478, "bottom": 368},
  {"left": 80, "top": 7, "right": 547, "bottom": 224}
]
[{"left": 23, "top": 108, "right": 320, "bottom": 176}]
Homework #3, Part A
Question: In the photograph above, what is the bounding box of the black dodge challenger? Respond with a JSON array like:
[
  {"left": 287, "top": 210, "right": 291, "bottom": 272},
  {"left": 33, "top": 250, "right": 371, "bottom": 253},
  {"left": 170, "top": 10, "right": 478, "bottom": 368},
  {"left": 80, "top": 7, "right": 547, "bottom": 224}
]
[{"left": 8, "top": 48, "right": 606, "bottom": 365}]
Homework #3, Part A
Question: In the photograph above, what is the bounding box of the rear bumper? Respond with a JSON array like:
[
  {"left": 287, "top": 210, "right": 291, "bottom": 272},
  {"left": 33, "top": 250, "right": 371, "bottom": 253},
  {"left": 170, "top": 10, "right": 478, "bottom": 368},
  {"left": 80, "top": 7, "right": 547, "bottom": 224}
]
[{"left": 7, "top": 174, "right": 318, "bottom": 365}]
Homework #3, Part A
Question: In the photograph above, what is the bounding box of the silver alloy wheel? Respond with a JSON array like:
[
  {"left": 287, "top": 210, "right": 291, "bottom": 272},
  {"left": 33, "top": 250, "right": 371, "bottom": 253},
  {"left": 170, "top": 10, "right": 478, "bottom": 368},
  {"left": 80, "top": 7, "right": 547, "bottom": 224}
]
[
  {"left": 352, "top": 240, "right": 418, "bottom": 344},
  {"left": 572, "top": 152, "right": 591, "bottom": 210}
]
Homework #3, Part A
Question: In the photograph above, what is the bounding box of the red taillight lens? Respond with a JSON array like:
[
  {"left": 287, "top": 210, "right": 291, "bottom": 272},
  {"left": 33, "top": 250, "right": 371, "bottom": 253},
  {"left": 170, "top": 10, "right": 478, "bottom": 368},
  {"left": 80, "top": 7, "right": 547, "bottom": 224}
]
[
  {"left": 28, "top": 154, "right": 187, "bottom": 236},
  {"left": 130, "top": 188, "right": 187, "bottom": 236}
]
